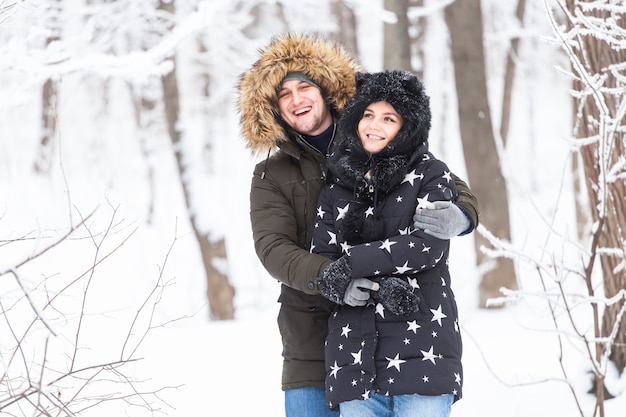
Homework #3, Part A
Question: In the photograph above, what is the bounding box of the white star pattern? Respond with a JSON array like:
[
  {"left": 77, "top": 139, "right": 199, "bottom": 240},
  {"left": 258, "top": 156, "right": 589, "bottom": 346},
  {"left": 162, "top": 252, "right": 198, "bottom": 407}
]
[
  {"left": 430, "top": 305, "right": 447, "bottom": 326},
  {"left": 336, "top": 203, "right": 350, "bottom": 221},
  {"left": 434, "top": 251, "right": 444, "bottom": 264},
  {"left": 394, "top": 261, "right": 413, "bottom": 275},
  {"left": 421, "top": 345, "right": 438, "bottom": 365},
  {"left": 396, "top": 196, "right": 403, "bottom": 203},
  {"left": 402, "top": 169, "right": 421, "bottom": 186},
  {"left": 327, "top": 231, "right": 337, "bottom": 246},
  {"left": 455, "top": 373, "right": 462, "bottom": 385},
  {"left": 376, "top": 303, "right": 385, "bottom": 318},
  {"left": 408, "top": 278, "right": 419, "bottom": 289},
  {"left": 386, "top": 354, "right": 406, "bottom": 371},
  {"left": 407, "top": 320, "right": 421, "bottom": 334},
  {"left": 379, "top": 239, "right": 397, "bottom": 253},
  {"left": 340, "top": 241, "right": 353, "bottom": 254},
  {"left": 316, "top": 205, "right": 325, "bottom": 219},
  {"left": 365, "top": 206, "right": 374, "bottom": 217},
  {"left": 442, "top": 171, "right": 452, "bottom": 182},
  {"left": 341, "top": 324, "right": 352, "bottom": 337},
  {"left": 330, "top": 361, "right": 342, "bottom": 378},
  {"left": 422, "top": 243, "right": 431, "bottom": 253},
  {"left": 417, "top": 193, "right": 432, "bottom": 209},
  {"left": 351, "top": 349, "right": 363, "bottom": 365}
]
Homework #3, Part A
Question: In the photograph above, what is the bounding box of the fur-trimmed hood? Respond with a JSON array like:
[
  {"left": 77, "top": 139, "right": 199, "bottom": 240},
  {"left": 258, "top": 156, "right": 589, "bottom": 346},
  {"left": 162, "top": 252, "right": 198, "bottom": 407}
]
[{"left": 237, "top": 33, "right": 362, "bottom": 154}]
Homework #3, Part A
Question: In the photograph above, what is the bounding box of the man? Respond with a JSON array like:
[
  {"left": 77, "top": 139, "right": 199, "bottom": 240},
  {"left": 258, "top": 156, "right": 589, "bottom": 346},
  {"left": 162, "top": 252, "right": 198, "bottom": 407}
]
[{"left": 237, "top": 33, "right": 479, "bottom": 417}]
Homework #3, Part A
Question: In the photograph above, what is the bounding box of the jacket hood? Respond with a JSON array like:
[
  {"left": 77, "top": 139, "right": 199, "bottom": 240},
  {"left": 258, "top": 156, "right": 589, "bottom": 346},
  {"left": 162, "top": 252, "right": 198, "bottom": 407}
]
[
  {"left": 337, "top": 70, "right": 432, "bottom": 160},
  {"left": 237, "top": 33, "right": 362, "bottom": 155}
]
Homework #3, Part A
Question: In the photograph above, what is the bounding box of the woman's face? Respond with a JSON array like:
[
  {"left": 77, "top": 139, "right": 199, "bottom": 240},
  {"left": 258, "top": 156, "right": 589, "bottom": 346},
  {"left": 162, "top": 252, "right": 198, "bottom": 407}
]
[{"left": 357, "top": 101, "right": 403, "bottom": 154}]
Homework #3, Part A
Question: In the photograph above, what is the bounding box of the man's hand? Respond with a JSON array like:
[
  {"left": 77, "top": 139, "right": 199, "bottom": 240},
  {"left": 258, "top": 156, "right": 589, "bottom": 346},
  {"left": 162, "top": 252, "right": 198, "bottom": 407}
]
[
  {"left": 343, "top": 278, "right": 379, "bottom": 307},
  {"left": 413, "top": 201, "right": 470, "bottom": 239}
]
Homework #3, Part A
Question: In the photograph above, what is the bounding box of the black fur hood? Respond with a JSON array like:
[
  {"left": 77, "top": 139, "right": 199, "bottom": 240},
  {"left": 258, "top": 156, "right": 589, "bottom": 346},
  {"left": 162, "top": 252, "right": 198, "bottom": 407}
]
[
  {"left": 328, "top": 70, "right": 432, "bottom": 193},
  {"left": 327, "top": 71, "right": 432, "bottom": 244}
]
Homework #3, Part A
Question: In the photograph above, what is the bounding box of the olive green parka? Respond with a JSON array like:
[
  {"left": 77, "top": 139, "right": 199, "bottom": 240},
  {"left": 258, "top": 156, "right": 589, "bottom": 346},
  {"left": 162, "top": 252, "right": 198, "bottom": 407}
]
[{"left": 237, "top": 33, "right": 479, "bottom": 391}]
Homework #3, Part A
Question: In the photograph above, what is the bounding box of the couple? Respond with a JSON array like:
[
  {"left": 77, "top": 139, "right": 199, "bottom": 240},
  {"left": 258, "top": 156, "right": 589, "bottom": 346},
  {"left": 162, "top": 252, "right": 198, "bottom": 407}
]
[{"left": 237, "top": 34, "right": 479, "bottom": 417}]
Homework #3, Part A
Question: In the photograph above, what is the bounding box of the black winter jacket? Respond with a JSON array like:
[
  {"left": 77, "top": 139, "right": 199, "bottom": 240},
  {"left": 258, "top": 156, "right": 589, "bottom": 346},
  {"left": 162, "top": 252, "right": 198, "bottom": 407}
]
[{"left": 312, "top": 145, "right": 463, "bottom": 409}]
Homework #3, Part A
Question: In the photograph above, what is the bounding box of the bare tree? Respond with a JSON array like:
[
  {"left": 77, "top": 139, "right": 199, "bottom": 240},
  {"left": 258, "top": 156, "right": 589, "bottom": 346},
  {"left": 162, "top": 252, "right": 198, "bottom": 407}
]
[
  {"left": 558, "top": 0, "right": 626, "bottom": 383},
  {"left": 159, "top": 0, "right": 234, "bottom": 320},
  {"left": 444, "top": 0, "right": 517, "bottom": 307},
  {"left": 478, "top": 2, "right": 626, "bottom": 415},
  {"left": 0, "top": 205, "right": 178, "bottom": 416}
]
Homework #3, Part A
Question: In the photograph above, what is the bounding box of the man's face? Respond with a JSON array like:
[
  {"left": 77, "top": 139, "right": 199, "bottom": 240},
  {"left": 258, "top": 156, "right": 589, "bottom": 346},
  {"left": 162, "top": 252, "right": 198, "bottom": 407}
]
[{"left": 277, "top": 80, "right": 333, "bottom": 136}]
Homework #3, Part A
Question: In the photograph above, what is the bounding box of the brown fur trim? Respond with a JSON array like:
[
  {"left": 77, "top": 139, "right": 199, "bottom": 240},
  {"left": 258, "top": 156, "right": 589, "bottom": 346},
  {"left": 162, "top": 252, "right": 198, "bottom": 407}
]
[{"left": 237, "top": 33, "right": 362, "bottom": 155}]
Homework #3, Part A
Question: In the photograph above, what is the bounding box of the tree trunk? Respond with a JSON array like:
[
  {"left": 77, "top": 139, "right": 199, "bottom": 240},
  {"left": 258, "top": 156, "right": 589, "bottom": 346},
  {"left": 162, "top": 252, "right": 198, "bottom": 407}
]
[
  {"left": 329, "top": 0, "right": 359, "bottom": 60},
  {"left": 563, "top": 0, "right": 626, "bottom": 375},
  {"left": 500, "top": 0, "right": 526, "bottom": 146},
  {"left": 383, "top": 0, "right": 411, "bottom": 71},
  {"left": 34, "top": 0, "right": 62, "bottom": 174},
  {"left": 35, "top": 79, "right": 58, "bottom": 173},
  {"left": 444, "top": 0, "right": 517, "bottom": 307},
  {"left": 159, "top": 0, "right": 235, "bottom": 320},
  {"left": 408, "top": 0, "right": 427, "bottom": 79},
  {"left": 130, "top": 89, "right": 158, "bottom": 225}
]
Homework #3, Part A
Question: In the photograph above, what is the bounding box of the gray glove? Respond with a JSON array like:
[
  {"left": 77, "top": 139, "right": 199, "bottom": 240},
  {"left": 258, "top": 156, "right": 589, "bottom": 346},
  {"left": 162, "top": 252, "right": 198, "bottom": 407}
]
[
  {"left": 413, "top": 200, "right": 470, "bottom": 239},
  {"left": 317, "top": 257, "right": 379, "bottom": 306},
  {"left": 371, "top": 277, "right": 419, "bottom": 317},
  {"left": 343, "top": 278, "right": 379, "bottom": 307}
]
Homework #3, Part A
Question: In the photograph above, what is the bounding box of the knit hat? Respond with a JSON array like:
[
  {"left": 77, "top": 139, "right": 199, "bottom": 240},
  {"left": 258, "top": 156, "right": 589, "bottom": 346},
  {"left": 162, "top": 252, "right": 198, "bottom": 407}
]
[
  {"left": 339, "top": 70, "right": 431, "bottom": 158},
  {"left": 280, "top": 71, "right": 321, "bottom": 91}
]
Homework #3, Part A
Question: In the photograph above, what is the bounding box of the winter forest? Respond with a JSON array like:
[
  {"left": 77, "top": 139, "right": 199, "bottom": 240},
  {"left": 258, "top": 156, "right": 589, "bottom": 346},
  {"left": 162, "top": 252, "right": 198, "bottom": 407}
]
[{"left": 1, "top": 0, "right": 625, "bottom": 416}]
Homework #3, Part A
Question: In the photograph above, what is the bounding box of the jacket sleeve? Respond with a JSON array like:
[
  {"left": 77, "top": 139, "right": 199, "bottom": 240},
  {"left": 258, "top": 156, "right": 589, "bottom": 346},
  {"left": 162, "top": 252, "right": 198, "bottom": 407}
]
[
  {"left": 249, "top": 162, "right": 331, "bottom": 295},
  {"left": 451, "top": 173, "right": 480, "bottom": 231}
]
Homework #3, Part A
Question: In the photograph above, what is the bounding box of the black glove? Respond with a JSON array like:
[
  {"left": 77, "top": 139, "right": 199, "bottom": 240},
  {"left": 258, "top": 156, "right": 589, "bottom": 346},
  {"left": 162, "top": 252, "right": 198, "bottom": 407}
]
[
  {"left": 316, "top": 256, "right": 353, "bottom": 305},
  {"left": 371, "top": 277, "right": 420, "bottom": 317}
]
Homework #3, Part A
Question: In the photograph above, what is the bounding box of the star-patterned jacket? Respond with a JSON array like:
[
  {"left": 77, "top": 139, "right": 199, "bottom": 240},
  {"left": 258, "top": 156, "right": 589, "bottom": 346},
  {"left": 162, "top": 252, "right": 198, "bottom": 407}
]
[{"left": 311, "top": 143, "right": 464, "bottom": 410}]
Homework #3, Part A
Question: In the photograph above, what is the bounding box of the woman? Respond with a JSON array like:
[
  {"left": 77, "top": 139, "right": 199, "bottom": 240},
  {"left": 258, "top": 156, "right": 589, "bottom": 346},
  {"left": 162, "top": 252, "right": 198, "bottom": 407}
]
[{"left": 312, "top": 70, "right": 463, "bottom": 417}]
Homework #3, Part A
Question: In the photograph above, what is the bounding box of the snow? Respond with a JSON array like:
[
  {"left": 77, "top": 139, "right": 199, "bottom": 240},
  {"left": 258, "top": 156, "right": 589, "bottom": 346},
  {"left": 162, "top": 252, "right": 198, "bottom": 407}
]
[{"left": 1, "top": 0, "right": 625, "bottom": 416}]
